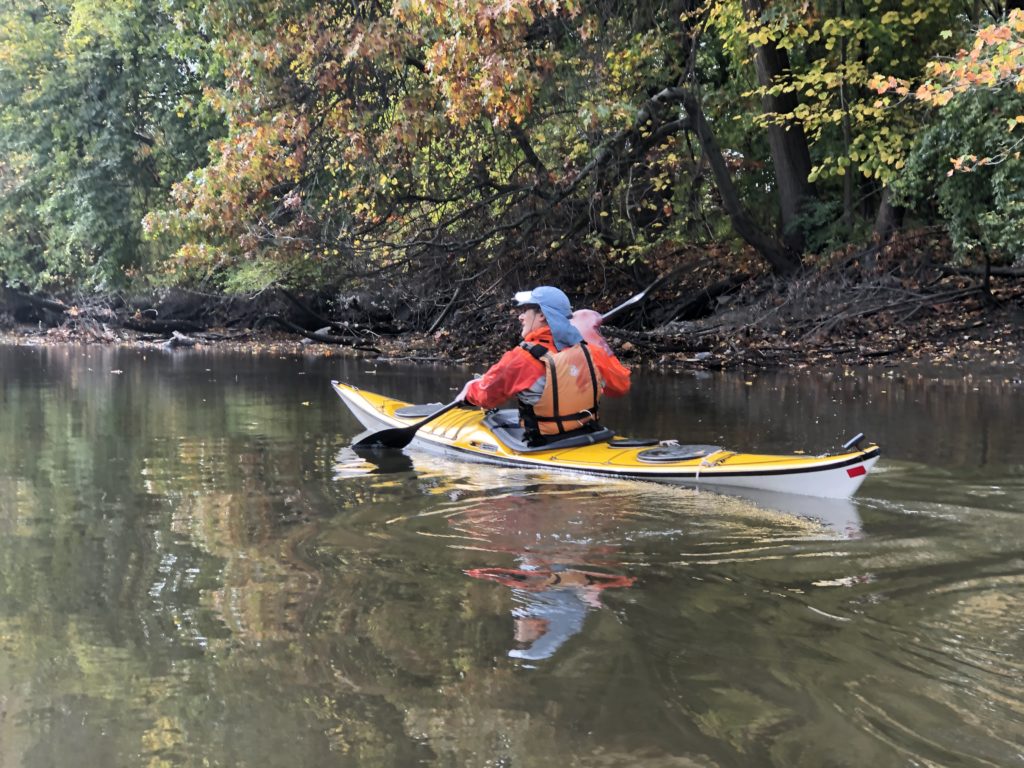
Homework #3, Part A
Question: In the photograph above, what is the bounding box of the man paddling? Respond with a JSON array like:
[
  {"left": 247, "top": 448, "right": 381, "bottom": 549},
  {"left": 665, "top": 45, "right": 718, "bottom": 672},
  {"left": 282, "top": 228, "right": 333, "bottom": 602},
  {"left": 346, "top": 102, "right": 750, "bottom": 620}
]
[{"left": 456, "top": 286, "right": 631, "bottom": 446}]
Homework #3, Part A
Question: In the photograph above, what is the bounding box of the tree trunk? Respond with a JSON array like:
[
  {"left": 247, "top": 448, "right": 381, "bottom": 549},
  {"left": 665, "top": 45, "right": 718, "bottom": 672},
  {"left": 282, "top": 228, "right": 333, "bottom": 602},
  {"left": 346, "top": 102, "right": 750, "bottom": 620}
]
[
  {"left": 872, "top": 186, "right": 903, "bottom": 243},
  {"left": 744, "top": 0, "right": 817, "bottom": 253},
  {"left": 839, "top": 0, "right": 854, "bottom": 231},
  {"left": 680, "top": 93, "right": 802, "bottom": 275}
]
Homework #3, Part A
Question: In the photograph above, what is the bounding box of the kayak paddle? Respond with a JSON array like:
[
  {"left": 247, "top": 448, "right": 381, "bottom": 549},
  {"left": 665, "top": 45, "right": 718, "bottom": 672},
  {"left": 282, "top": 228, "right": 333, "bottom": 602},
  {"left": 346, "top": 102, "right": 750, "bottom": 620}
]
[
  {"left": 351, "top": 400, "right": 463, "bottom": 449},
  {"left": 599, "top": 266, "right": 683, "bottom": 323}
]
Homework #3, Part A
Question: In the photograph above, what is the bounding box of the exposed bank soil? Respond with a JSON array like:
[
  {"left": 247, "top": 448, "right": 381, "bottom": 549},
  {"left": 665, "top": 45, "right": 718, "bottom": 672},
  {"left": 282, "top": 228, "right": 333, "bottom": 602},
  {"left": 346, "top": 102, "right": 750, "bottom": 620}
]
[{"left": 3, "top": 235, "right": 1023, "bottom": 374}]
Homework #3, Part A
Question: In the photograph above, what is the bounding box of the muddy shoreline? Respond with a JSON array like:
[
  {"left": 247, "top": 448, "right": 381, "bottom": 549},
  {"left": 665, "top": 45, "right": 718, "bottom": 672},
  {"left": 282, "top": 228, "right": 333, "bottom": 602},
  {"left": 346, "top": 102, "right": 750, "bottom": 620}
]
[
  {"left": 3, "top": 295, "right": 1021, "bottom": 381},
  {"left": 3, "top": 240, "right": 1023, "bottom": 378}
]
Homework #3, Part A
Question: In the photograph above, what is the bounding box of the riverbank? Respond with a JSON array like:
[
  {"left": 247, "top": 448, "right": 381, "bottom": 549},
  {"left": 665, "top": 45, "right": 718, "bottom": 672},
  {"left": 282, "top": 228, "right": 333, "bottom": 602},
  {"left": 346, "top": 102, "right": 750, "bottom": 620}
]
[
  {"left": 3, "top": 290, "right": 1021, "bottom": 379},
  {"left": 3, "top": 238, "right": 1023, "bottom": 376}
]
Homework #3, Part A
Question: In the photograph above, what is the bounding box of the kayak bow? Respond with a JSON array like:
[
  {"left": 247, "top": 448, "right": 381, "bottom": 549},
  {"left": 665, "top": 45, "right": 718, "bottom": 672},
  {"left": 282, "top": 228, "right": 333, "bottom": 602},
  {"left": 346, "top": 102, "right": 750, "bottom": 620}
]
[{"left": 331, "top": 381, "right": 880, "bottom": 499}]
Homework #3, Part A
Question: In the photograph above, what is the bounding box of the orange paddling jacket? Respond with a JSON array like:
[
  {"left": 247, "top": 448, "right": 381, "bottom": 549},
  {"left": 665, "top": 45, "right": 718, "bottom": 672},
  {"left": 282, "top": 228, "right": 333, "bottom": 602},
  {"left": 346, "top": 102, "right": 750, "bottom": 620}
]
[{"left": 462, "top": 327, "right": 631, "bottom": 442}]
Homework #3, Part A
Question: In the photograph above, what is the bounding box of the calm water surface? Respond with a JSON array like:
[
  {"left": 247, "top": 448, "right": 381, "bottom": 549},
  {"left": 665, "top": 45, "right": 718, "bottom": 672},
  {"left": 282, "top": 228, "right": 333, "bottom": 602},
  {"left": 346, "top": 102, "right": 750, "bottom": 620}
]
[{"left": 0, "top": 343, "right": 1021, "bottom": 767}]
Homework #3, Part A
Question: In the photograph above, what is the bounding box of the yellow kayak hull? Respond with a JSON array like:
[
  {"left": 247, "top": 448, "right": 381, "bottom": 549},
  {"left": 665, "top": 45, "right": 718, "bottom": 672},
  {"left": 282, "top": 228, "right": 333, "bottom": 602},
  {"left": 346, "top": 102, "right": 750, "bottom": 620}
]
[{"left": 331, "top": 382, "right": 880, "bottom": 499}]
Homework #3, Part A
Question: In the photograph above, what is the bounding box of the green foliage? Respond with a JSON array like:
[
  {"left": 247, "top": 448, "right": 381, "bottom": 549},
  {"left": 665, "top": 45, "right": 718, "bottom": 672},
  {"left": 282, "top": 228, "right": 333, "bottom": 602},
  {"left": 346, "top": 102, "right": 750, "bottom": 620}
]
[
  {"left": 894, "top": 89, "right": 1024, "bottom": 265},
  {"left": 0, "top": 0, "right": 1018, "bottom": 296},
  {"left": 710, "top": 0, "right": 969, "bottom": 188},
  {"left": 0, "top": 0, "right": 224, "bottom": 292},
  {"left": 788, "top": 198, "right": 850, "bottom": 257}
]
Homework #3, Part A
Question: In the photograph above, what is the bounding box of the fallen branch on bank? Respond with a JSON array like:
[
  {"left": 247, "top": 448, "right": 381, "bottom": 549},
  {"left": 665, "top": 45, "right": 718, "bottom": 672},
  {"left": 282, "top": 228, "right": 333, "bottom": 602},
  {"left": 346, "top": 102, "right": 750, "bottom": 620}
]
[
  {"left": 941, "top": 265, "right": 1024, "bottom": 279},
  {"left": 254, "top": 314, "right": 382, "bottom": 353},
  {"left": 1, "top": 287, "right": 68, "bottom": 321},
  {"left": 655, "top": 273, "right": 751, "bottom": 324},
  {"left": 123, "top": 318, "right": 207, "bottom": 334},
  {"left": 797, "top": 287, "right": 982, "bottom": 342},
  {"left": 427, "top": 285, "right": 463, "bottom": 334}
]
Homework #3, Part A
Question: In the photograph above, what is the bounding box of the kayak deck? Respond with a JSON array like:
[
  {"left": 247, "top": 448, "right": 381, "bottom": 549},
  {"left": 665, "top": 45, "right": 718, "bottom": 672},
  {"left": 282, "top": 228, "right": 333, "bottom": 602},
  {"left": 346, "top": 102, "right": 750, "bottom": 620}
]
[{"left": 331, "top": 381, "right": 880, "bottom": 499}]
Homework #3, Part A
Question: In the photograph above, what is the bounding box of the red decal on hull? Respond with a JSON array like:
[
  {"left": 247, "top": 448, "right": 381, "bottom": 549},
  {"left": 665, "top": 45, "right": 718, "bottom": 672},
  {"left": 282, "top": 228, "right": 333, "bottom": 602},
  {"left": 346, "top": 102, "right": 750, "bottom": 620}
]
[{"left": 847, "top": 465, "right": 867, "bottom": 478}]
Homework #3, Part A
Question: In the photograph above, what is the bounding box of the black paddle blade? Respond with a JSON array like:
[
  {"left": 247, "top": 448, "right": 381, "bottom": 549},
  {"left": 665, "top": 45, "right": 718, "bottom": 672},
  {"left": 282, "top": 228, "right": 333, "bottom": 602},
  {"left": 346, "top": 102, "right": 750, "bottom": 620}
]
[
  {"left": 351, "top": 444, "right": 415, "bottom": 472},
  {"left": 350, "top": 400, "right": 462, "bottom": 450},
  {"left": 351, "top": 427, "right": 416, "bottom": 450}
]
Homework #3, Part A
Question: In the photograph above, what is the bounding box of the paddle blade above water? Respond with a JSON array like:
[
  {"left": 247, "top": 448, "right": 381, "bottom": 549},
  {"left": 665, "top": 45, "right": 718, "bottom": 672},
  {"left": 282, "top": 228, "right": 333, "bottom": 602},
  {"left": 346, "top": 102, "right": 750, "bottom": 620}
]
[
  {"left": 351, "top": 427, "right": 417, "bottom": 449},
  {"left": 349, "top": 400, "right": 463, "bottom": 450}
]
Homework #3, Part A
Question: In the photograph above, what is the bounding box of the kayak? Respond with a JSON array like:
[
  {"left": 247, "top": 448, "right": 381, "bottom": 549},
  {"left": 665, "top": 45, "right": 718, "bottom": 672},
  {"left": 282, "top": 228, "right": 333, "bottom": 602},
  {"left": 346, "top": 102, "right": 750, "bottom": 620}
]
[{"left": 330, "top": 381, "right": 880, "bottom": 499}]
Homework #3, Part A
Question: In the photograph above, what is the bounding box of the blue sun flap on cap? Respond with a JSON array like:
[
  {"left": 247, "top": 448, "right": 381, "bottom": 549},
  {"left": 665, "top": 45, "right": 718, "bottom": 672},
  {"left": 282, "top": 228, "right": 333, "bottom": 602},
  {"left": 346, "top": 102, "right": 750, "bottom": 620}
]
[{"left": 512, "top": 286, "right": 583, "bottom": 350}]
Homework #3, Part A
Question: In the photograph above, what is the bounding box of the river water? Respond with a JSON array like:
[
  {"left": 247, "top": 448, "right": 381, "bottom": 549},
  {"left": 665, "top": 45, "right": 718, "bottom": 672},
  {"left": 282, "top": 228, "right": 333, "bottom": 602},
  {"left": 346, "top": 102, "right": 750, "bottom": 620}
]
[{"left": 0, "top": 343, "right": 1021, "bottom": 767}]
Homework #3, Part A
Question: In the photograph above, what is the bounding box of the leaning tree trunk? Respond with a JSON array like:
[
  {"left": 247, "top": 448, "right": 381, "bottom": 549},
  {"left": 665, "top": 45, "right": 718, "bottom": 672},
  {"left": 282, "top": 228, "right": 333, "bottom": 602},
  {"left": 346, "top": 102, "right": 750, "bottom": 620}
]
[
  {"left": 680, "top": 92, "right": 802, "bottom": 275},
  {"left": 744, "top": 0, "right": 817, "bottom": 255},
  {"left": 552, "top": 84, "right": 800, "bottom": 274}
]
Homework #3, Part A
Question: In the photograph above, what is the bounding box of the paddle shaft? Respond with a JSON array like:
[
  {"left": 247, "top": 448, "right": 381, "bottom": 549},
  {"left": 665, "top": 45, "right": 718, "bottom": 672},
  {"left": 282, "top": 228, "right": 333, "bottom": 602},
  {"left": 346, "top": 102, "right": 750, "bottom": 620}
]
[{"left": 600, "top": 274, "right": 663, "bottom": 322}]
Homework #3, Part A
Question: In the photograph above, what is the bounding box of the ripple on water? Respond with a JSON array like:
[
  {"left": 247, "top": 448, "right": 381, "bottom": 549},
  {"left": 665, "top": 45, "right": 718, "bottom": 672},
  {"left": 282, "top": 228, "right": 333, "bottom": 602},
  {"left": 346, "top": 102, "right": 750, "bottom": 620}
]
[
  {"left": 323, "top": 443, "right": 1024, "bottom": 765},
  {"left": 813, "top": 496, "right": 1024, "bottom": 765}
]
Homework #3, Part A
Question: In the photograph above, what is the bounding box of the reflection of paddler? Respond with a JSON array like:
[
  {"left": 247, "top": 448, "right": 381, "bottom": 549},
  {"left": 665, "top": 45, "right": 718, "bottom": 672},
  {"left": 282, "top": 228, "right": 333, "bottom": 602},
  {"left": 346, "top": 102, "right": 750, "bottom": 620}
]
[
  {"left": 465, "top": 567, "right": 635, "bottom": 591},
  {"left": 467, "top": 564, "right": 636, "bottom": 661},
  {"left": 452, "top": 491, "right": 636, "bottom": 660}
]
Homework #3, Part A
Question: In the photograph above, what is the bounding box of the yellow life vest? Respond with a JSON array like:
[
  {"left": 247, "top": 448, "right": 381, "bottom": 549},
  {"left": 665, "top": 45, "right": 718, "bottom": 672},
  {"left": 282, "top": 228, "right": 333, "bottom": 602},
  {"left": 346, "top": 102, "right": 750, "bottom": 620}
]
[{"left": 519, "top": 341, "right": 603, "bottom": 437}]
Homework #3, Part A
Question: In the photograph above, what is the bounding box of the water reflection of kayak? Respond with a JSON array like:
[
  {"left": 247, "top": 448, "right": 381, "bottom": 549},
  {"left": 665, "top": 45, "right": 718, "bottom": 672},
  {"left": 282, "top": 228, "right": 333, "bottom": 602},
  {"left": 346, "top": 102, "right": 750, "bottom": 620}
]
[
  {"left": 332, "top": 381, "right": 880, "bottom": 499},
  {"left": 706, "top": 487, "right": 864, "bottom": 538}
]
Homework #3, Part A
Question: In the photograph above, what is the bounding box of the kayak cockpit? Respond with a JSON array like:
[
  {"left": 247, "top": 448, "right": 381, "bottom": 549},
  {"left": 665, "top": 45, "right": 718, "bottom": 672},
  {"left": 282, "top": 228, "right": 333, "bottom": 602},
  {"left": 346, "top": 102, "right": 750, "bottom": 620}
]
[
  {"left": 396, "top": 401, "right": 616, "bottom": 453},
  {"left": 482, "top": 409, "right": 615, "bottom": 453}
]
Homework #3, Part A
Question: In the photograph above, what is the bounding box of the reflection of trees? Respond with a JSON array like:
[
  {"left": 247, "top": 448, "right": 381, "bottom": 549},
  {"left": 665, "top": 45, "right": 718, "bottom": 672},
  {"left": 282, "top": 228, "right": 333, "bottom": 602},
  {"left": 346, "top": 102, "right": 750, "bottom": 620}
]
[
  {"left": 3, "top": 346, "right": 1021, "bottom": 767},
  {"left": 0, "top": 346, "right": 379, "bottom": 764},
  {"left": 2, "top": 345, "right": 589, "bottom": 765}
]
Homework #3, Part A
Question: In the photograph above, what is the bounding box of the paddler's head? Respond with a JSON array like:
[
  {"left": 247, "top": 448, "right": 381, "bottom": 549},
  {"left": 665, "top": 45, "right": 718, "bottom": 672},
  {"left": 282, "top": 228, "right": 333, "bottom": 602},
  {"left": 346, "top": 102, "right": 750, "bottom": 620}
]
[{"left": 512, "top": 286, "right": 584, "bottom": 350}]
